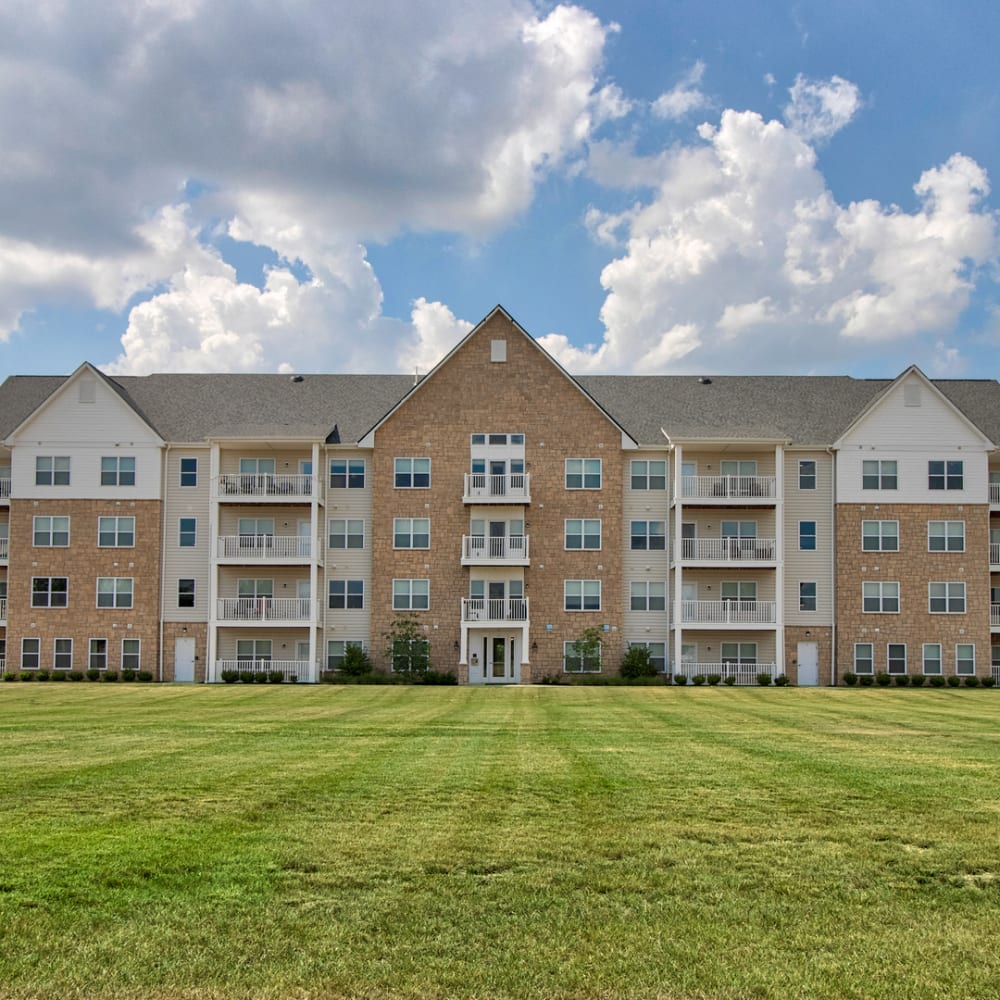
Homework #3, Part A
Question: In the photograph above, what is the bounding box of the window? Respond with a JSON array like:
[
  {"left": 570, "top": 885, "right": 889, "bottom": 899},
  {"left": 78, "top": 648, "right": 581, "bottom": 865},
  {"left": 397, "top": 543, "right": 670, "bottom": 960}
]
[
  {"left": 178, "top": 518, "right": 196, "bottom": 547},
  {"left": 956, "top": 643, "right": 976, "bottom": 676},
  {"left": 394, "top": 458, "right": 431, "bottom": 488},
  {"left": 180, "top": 457, "right": 198, "bottom": 487},
  {"left": 327, "top": 640, "right": 365, "bottom": 671},
  {"left": 89, "top": 639, "right": 108, "bottom": 671},
  {"left": 392, "top": 579, "right": 429, "bottom": 611},
  {"left": 887, "top": 643, "right": 907, "bottom": 675},
  {"left": 928, "top": 521, "right": 965, "bottom": 552},
  {"left": 21, "top": 638, "right": 40, "bottom": 670},
  {"left": 721, "top": 642, "right": 757, "bottom": 665},
  {"left": 862, "top": 520, "right": 898, "bottom": 552},
  {"left": 928, "top": 460, "right": 963, "bottom": 491},
  {"left": 391, "top": 638, "right": 429, "bottom": 673},
  {"left": 628, "top": 641, "right": 666, "bottom": 673},
  {"left": 631, "top": 460, "right": 666, "bottom": 490},
  {"left": 630, "top": 520, "right": 665, "bottom": 550},
  {"left": 237, "top": 639, "right": 271, "bottom": 663},
  {"left": 720, "top": 460, "right": 757, "bottom": 477},
  {"left": 922, "top": 643, "right": 942, "bottom": 676},
  {"left": 564, "top": 579, "right": 601, "bottom": 611},
  {"left": 53, "top": 638, "right": 73, "bottom": 670},
  {"left": 563, "top": 640, "right": 601, "bottom": 673},
  {"left": 178, "top": 579, "right": 195, "bottom": 608},
  {"left": 565, "top": 458, "right": 601, "bottom": 489},
  {"left": 854, "top": 643, "right": 874, "bottom": 675},
  {"left": 630, "top": 581, "right": 666, "bottom": 611},
  {"left": 863, "top": 581, "right": 899, "bottom": 613},
  {"left": 798, "top": 460, "right": 817, "bottom": 490},
  {"left": 330, "top": 459, "right": 365, "bottom": 489},
  {"left": 101, "top": 456, "right": 135, "bottom": 486},
  {"left": 33, "top": 515, "right": 70, "bottom": 546},
  {"left": 799, "top": 581, "right": 817, "bottom": 612},
  {"left": 799, "top": 521, "right": 817, "bottom": 550},
  {"left": 35, "top": 456, "right": 70, "bottom": 486},
  {"left": 721, "top": 521, "right": 757, "bottom": 542},
  {"left": 862, "top": 460, "right": 897, "bottom": 490},
  {"left": 328, "top": 580, "right": 364, "bottom": 610},
  {"left": 328, "top": 519, "right": 364, "bottom": 549},
  {"left": 121, "top": 638, "right": 141, "bottom": 671},
  {"left": 98, "top": 516, "right": 135, "bottom": 547},
  {"left": 929, "top": 582, "right": 965, "bottom": 614},
  {"left": 97, "top": 577, "right": 133, "bottom": 609},
  {"left": 32, "top": 577, "right": 68, "bottom": 608},
  {"left": 393, "top": 518, "right": 430, "bottom": 549},
  {"left": 565, "top": 518, "right": 602, "bottom": 550}
]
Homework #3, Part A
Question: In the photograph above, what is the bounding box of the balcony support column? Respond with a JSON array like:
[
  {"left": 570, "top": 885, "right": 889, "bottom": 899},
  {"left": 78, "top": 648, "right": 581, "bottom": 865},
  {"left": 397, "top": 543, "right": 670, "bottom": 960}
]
[{"left": 207, "top": 442, "right": 221, "bottom": 682}]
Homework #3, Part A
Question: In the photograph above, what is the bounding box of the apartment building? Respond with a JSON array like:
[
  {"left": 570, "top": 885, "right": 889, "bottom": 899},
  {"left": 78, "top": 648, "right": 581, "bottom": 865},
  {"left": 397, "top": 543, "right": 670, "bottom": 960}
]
[{"left": 2, "top": 307, "right": 1000, "bottom": 685}]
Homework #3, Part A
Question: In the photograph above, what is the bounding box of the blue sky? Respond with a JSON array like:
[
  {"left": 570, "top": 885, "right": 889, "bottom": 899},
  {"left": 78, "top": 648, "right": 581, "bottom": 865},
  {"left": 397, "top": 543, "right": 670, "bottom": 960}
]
[{"left": 1, "top": 0, "right": 997, "bottom": 381}]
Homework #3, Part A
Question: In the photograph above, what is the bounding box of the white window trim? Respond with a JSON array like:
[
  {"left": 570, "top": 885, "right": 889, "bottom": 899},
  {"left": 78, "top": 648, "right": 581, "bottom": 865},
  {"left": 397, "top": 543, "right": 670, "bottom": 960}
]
[
  {"left": 393, "top": 517, "right": 430, "bottom": 550},
  {"left": 392, "top": 578, "right": 430, "bottom": 611},
  {"left": 564, "top": 458, "right": 602, "bottom": 490},
  {"left": 886, "top": 643, "right": 907, "bottom": 675},
  {"left": 53, "top": 637, "right": 73, "bottom": 671},
  {"left": 862, "top": 520, "right": 899, "bottom": 552},
  {"left": 922, "top": 643, "right": 942, "bottom": 676},
  {"left": 96, "top": 577, "right": 134, "bottom": 610},
  {"left": 928, "top": 581, "right": 966, "bottom": 614},
  {"left": 328, "top": 579, "right": 365, "bottom": 610},
  {"left": 564, "top": 579, "right": 601, "bottom": 612},
  {"left": 853, "top": 643, "right": 874, "bottom": 675},
  {"left": 862, "top": 581, "right": 900, "bottom": 614},
  {"left": 564, "top": 518, "right": 602, "bottom": 551},
  {"left": 955, "top": 643, "right": 976, "bottom": 676},
  {"left": 121, "top": 637, "right": 141, "bottom": 671},
  {"left": 328, "top": 518, "right": 365, "bottom": 549},
  {"left": 33, "top": 515, "right": 70, "bottom": 547},
  {"left": 98, "top": 515, "right": 135, "bottom": 548},
  {"left": 927, "top": 520, "right": 965, "bottom": 553},
  {"left": 89, "top": 637, "right": 109, "bottom": 671},
  {"left": 393, "top": 457, "right": 431, "bottom": 489}
]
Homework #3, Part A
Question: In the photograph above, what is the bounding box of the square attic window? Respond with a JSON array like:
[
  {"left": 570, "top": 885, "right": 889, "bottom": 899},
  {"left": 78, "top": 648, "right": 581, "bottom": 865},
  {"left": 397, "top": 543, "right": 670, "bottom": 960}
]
[{"left": 491, "top": 339, "right": 507, "bottom": 362}]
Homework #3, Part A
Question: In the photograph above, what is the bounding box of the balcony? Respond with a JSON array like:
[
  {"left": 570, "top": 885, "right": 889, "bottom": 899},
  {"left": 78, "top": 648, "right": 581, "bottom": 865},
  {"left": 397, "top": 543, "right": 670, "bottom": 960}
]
[
  {"left": 215, "top": 473, "right": 317, "bottom": 502},
  {"left": 217, "top": 535, "right": 314, "bottom": 561},
  {"left": 461, "top": 597, "right": 529, "bottom": 623},
  {"left": 0, "top": 479, "right": 9, "bottom": 502},
  {"left": 991, "top": 483, "right": 1000, "bottom": 508},
  {"left": 216, "top": 597, "right": 315, "bottom": 623},
  {"left": 679, "top": 537, "right": 776, "bottom": 564},
  {"left": 679, "top": 475, "right": 776, "bottom": 504},
  {"left": 0, "top": 538, "right": 7, "bottom": 562},
  {"left": 680, "top": 599, "right": 776, "bottom": 625},
  {"left": 673, "top": 661, "right": 777, "bottom": 685},
  {"left": 0, "top": 597, "right": 6, "bottom": 624},
  {"left": 991, "top": 542, "right": 1000, "bottom": 568},
  {"left": 992, "top": 604, "right": 1000, "bottom": 629},
  {"left": 463, "top": 473, "right": 530, "bottom": 504},
  {"left": 461, "top": 535, "right": 530, "bottom": 565},
  {"left": 210, "top": 659, "right": 314, "bottom": 683}
]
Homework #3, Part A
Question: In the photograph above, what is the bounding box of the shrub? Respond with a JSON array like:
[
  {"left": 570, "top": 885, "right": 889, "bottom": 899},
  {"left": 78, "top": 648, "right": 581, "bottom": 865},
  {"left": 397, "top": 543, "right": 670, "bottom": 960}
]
[
  {"left": 385, "top": 617, "right": 431, "bottom": 675},
  {"left": 842, "top": 672, "right": 858, "bottom": 686},
  {"left": 620, "top": 645, "right": 658, "bottom": 680},
  {"left": 707, "top": 674, "right": 722, "bottom": 686},
  {"left": 104, "top": 671, "right": 119, "bottom": 682},
  {"left": 268, "top": 671, "right": 285, "bottom": 684},
  {"left": 982, "top": 675, "right": 996, "bottom": 688},
  {"left": 220, "top": 670, "right": 240, "bottom": 683},
  {"left": 756, "top": 673, "right": 772, "bottom": 686},
  {"left": 122, "top": 669, "right": 137, "bottom": 682},
  {"left": 910, "top": 674, "right": 926, "bottom": 687},
  {"left": 20, "top": 671, "right": 35, "bottom": 681},
  {"left": 2, "top": 672, "right": 16, "bottom": 682},
  {"left": 947, "top": 675, "right": 962, "bottom": 688},
  {"left": 859, "top": 675, "right": 874, "bottom": 687},
  {"left": 875, "top": 672, "right": 891, "bottom": 687},
  {"left": 36, "top": 670, "right": 51, "bottom": 682},
  {"left": 929, "top": 675, "right": 946, "bottom": 688},
  {"left": 673, "top": 674, "right": 688, "bottom": 685},
  {"left": 723, "top": 675, "right": 736, "bottom": 686},
  {"left": 240, "top": 672, "right": 256, "bottom": 684},
  {"left": 536, "top": 673, "right": 564, "bottom": 685},
  {"left": 50, "top": 671, "right": 66, "bottom": 682},
  {"left": 86, "top": 669, "right": 101, "bottom": 682},
  {"left": 289, "top": 675, "right": 298, "bottom": 683},
  {"left": 254, "top": 671, "right": 269, "bottom": 684},
  {"left": 421, "top": 670, "right": 458, "bottom": 685},
  {"left": 893, "top": 674, "right": 909, "bottom": 687},
  {"left": 964, "top": 675, "right": 980, "bottom": 688},
  {"left": 774, "top": 674, "right": 790, "bottom": 686},
  {"left": 692, "top": 674, "right": 706, "bottom": 686},
  {"left": 340, "top": 644, "right": 373, "bottom": 677},
  {"left": 137, "top": 671, "right": 153, "bottom": 683},
  {"left": 67, "top": 671, "right": 84, "bottom": 682}
]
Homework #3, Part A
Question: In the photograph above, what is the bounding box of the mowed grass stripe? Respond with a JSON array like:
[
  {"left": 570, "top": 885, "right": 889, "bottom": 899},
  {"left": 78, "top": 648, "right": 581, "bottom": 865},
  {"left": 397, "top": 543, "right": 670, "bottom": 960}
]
[{"left": 1, "top": 686, "right": 999, "bottom": 999}]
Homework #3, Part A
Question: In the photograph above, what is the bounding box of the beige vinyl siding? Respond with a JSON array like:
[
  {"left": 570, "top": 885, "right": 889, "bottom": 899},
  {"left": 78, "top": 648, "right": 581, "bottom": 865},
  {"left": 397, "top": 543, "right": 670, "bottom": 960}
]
[
  {"left": 783, "top": 451, "right": 834, "bottom": 624},
  {"left": 161, "top": 448, "right": 211, "bottom": 621},
  {"left": 623, "top": 451, "right": 669, "bottom": 640},
  {"left": 679, "top": 570, "right": 776, "bottom": 602},
  {"left": 217, "top": 448, "right": 316, "bottom": 477},
  {"left": 216, "top": 627, "right": 311, "bottom": 660},
  {"left": 216, "top": 566, "right": 314, "bottom": 598},
  {"left": 680, "top": 451, "right": 776, "bottom": 478},
  {"left": 677, "top": 632, "right": 777, "bottom": 665}
]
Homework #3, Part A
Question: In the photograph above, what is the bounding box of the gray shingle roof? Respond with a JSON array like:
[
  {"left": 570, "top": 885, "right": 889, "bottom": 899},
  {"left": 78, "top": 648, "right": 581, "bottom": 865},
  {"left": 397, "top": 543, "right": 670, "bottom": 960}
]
[{"left": 2, "top": 368, "right": 999, "bottom": 448}]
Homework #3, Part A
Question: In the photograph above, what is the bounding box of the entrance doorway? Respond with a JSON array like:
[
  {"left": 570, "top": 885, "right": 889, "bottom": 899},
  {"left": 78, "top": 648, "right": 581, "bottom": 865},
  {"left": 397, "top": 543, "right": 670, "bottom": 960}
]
[
  {"left": 174, "top": 637, "right": 195, "bottom": 683},
  {"left": 482, "top": 634, "right": 515, "bottom": 683},
  {"left": 797, "top": 641, "right": 819, "bottom": 686}
]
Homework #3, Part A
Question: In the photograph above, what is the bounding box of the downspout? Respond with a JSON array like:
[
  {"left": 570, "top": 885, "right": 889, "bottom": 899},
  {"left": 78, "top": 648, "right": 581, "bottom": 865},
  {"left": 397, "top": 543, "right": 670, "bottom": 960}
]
[
  {"left": 158, "top": 444, "right": 170, "bottom": 683},
  {"left": 827, "top": 446, "right": 837, "bottom": 686}
]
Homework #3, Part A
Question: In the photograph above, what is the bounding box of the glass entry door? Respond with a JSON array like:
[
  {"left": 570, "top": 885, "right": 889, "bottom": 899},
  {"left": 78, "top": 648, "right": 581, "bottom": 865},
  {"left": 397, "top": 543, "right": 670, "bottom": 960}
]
[{"left": 483, "top": 635, "right": 514, "bottom": 682}]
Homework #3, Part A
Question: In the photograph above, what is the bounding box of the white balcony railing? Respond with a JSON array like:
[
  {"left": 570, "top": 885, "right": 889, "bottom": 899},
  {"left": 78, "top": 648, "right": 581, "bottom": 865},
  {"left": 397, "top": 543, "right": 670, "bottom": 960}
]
[
  {"left": 0, "top": 478, "right": 9, "bottom": 499},
  {"left": 680, "top": 538, "right": 776, "bottom": 562},
  {"left": 463, "top": 473, "right": 530, "bottom": 502},
  {"left": 216, "top": 597, "right": 314, "bottom": 622},
  {"left": 211, "top": 659, "right": 313, "bottom": 683},
  {"left": 681, "top": 599, "right": 777, "bottom": 624},
  {"left": 462, "top": 597, "right": 529, "bottom": 622},
  {"left": 461, "top": 535, "right": 529, "bottom": 562},
  {"left": 992, "top": 604, "right": 1000, "bottom": 627},
  {"left": 990, "top": 542, "right": 1000, "bottom": 566},
  {"left": 993, "top": 665, "right": 1000, "bottom": 685},
  {"left": 217, "top": 473, "right": 316, "bottom": 499},
  {"left": 0, "top": 538, "right": 7, "bottom": 560},
  {"left": 673, "top": 662, "right": 777, "bottom": 685},
  {"left": 216, "top": 535, "right": 313, "bottom": 560},
  {"left": 680, "top": 475, "right": 776, "bottom": 501},
  {"left": 0, "top": 597, "right": 6, "bottom": 623},
  {"left": 991, "top": 483, "right": 1000, "bottom": 506}
]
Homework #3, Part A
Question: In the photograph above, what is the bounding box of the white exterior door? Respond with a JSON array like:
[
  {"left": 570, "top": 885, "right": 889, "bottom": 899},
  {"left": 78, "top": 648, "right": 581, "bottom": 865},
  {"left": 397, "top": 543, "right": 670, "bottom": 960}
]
[
  {"left": 297, "top": 519, "right": 312, "bottom": 557},
  {"left": 797, "top": 641, "right": 819, "bottom": 686},
  {"left": 174, "top": 637, "right": 195, "bottom": 683}
]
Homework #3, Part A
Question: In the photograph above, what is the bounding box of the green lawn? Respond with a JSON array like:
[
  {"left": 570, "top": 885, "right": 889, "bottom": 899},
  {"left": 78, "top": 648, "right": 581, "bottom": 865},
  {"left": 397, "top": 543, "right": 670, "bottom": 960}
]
[{"left": 1, "top": 686, "right": 998, "bottom": 1000}]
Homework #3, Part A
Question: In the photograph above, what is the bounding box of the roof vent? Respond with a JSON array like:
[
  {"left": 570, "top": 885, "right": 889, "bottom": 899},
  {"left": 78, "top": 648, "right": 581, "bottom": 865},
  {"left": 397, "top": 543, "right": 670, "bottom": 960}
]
[
  {"left": 698, "top": 377, "right": 713, "bottom": 385},
  {"left": 290, "top": 375, "right": 304, "bottom": 383}
]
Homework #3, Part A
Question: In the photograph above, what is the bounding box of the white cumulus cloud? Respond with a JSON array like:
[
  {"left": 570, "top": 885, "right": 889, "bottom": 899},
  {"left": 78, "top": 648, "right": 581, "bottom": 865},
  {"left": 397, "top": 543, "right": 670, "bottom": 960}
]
[
  {"left": 652, "top": 61, "right": 709, "bottom": 120},
  {"left": 784, "top": 74, "right": 862, "bottom": 141}
]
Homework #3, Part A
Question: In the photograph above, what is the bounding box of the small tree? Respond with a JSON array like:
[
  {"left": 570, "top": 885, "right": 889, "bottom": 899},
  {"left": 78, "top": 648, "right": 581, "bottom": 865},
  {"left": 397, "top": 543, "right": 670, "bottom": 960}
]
[
  {"left": 340, "top": 643, "right": 373, "bottom": 677},
  {"left": 384, "top": 617, "right": 430, "bottom": 674},
  {"left": 620, "top": 644, "right": 657, "bottom": 679},
  {"left": 566, "top": 626, "right": 603, "bottom": 673}
]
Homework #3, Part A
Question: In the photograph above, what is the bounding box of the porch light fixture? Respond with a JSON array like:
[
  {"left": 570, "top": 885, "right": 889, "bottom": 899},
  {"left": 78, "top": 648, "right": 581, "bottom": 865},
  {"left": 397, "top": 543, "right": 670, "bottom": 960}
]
[
  {"left": 532, "top": 642, "right": 538, "bottom": 652},
  {"left": 454, "top": 640, "right": 460, "bottom": 651}
]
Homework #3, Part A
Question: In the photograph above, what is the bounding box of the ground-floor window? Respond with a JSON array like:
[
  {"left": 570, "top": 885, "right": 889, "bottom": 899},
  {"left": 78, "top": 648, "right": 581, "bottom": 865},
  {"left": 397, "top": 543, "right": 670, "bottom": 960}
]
[
  {"left": 327, "top": 640, "right": 366, "bottom": 670},
  {"left": 21, "top": 638, "right": 40, "bottom": 670},
  {"left": 391, "top": 639, "right": 429, "bottom": 673},
  {"left": 54, "top": 638, "right": 73, "bottom": 670},
  {"left": 955, "top": 643, "right": 975, "bottom": 676},
  {"left": 887, "top": 643, "right": 907, "bottom": 674},
  {"left": 721, "top": 642, "right": 757, "bottom": 665},
  {"left": 89, "top": 638, "right": 108, "bottom": 671},
  {"left": 627, "top": 641, "right": 666, "bottom": 672},
  {"left": 853, "top": 643, "right": 874, "bottom": 675},
  {"left": 122, "top": 638, "right": 141, "bottom": 671},
  {"left": 237, "top": 639, "right": 271, "bottom": 663},
  {"left": 922, "top": 643, "right": 942, "bottom": 675},
  {"left": 563, "top": 640, "right": 602, "bottom": 673}
]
